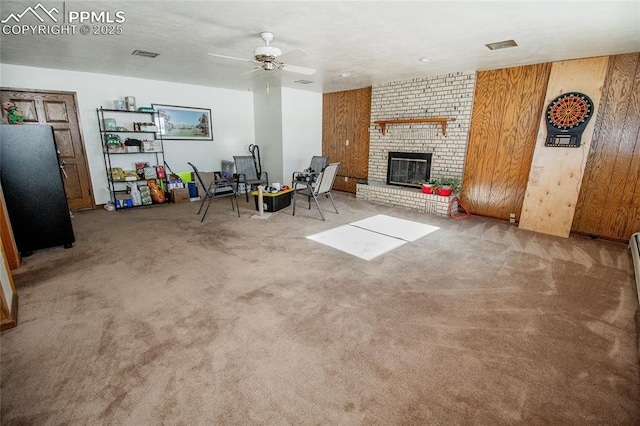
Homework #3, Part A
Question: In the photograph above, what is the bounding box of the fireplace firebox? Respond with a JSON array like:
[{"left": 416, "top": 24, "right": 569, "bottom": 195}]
[{"left": 386, "top": 152, "right": 432, "bottom": 188}]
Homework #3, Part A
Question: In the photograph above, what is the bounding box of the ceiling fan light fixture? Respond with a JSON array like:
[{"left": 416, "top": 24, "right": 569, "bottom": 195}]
[
  {"left": 255, "top": 45, "right": 282, "bottom": 58},
  {"left": 208, "top": 31, "right": 316, "bottom": 76},
  {"left": 485, "top": 39, "right": 518, "bottom": 50}
]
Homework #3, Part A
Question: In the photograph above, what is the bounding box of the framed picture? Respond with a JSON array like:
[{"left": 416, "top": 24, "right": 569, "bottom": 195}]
[
  {"left": 221, "top": 160, "right": 235, "bottom": 179},
  {"left": 151, "top": 104, "right": 213, "bottom": 140}
]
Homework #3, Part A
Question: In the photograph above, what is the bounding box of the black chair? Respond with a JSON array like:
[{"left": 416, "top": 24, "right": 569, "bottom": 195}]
[
  {"left": 293, "top": 162, "right": 341, "bottom": 221},
  {"left": 234, "top": 155, "right": 269, "bottom": 202},
  {"left": 188, "top": 162, "right": 239, "bottom": 221}
]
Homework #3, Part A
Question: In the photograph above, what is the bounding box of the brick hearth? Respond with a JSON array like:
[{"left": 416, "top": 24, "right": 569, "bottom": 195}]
[{"left": 357, "top": 182, "right": 456, "bottom": 217}]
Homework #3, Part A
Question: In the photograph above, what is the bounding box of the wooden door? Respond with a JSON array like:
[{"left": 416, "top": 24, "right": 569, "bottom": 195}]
[
  {"left": 323, "top": 87, "right": 371, "bottom": 193},
  {"left": 1, "top": 89, "right": 94, "bottom": 211},
  {"left": 461, "top": 64, "right": 551, "bottom": 221},
  {"left": 572, "top": 53, "right": 640, "bottom": 241}
]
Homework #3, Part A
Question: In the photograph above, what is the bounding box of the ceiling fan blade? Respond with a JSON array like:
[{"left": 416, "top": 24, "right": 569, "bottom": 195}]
[
  {"left": 281, "top": 63, "right": 316, "bottom": 75},
  {"left": 277, "top": 48, "right": 309, "bottom": 63},
  {"left": 208, "top": 53, "right": 257, "bottom": 64},
  {"left": 240, "top": 67, "right": 261, "bottom": 76}
]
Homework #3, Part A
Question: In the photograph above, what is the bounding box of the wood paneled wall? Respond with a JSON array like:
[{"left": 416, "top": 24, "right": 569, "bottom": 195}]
[
  {"left": 322, "top": 88, "right": 371, "bottom": 193},
  {"left": 519, "top": 57, "right": 609, "bottom": 238},
  {"left": 461, "top": 64, "right": 551, "bottom": 220},
  {"left": 333, "top": 55, "right": 638, "bottom": 240},
  {"left": 572, "top": 53, "right": 640, "bottom": 241}
]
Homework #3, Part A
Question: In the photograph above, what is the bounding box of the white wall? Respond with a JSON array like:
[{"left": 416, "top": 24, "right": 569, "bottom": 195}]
[
  {"left": 0, "top": 64, "right": 255, "bottom": 204},
  {"left": 252, "top": 86, "right": 322, "bottom": 186},
  {"left": 281, "top": 87, "right": 322, "bottom": 187},
  {"left": 253, "top": 87, "right": 284, "bottom": 184}
]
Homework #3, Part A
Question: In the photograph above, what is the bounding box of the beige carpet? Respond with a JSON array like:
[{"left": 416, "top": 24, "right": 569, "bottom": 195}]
[{"left": 1, "top": 192, "right": 639, "bottom": 425}]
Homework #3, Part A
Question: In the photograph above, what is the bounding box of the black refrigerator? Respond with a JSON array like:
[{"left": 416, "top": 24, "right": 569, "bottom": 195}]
[{"left": 0, "top": 124, "right": 75, "bottom": 256}]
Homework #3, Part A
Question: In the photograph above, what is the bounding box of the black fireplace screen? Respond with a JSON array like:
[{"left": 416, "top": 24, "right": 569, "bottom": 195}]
[{"left": 386, "top": 152, "right": 432, "bottom": 188}]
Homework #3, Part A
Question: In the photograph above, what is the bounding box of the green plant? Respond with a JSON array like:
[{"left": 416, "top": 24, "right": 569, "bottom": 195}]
[
  {"left": 439, "top": 177, "right": 461, "bottom": 195},
  {"left": 419, "top": 178, "right": 438, "bottom": 186}
]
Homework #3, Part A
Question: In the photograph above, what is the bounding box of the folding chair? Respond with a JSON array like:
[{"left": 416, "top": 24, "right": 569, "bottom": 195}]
[
  {"left": 188, "top": 162, "right": 239, "bottom": 221},
  {"left": 292, "top": 162, "right": 341, "bottom": 221},
  {"left": 234, "top": 155, "right": 269, "bottom": 202},
  {"left": 291, "top": 155, "right": 328, "bottom": 187}
]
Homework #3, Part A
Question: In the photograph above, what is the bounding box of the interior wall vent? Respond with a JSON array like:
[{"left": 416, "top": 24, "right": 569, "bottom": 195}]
[
  {"left": 132, "top": 50, "right": 160, "bottom": 58},
  {"left": 485, "top": 40, "right": 518, "bottom": 51}
]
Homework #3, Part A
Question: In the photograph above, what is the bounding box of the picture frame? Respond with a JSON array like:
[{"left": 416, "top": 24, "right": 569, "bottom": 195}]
[
  {"left": 221, "top": 160, "right": 235, "bottom": 179},
  {"left": 151, "top": 104, "right": 213, "bottom": 140}
]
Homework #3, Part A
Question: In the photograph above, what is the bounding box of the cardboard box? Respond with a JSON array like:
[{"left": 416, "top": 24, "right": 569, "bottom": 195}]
[
  {"left": 139, "top": 185, "right": 153, "bottom": 205},
  {"left": 142, "top": 140, "right": 162, "bottom": 152},
  {"left": 167, "top": 180, "right": 185, "bottom": 190},
  {"left": 139, "top": 124, "right": 158, "bottom": 132},
  {"left": 115, "top": 193, "right": 133, "bottom": 209},
  {"left": 170, "top": 188, "right": 190, "bottom": 203},
  {"left": 191, "top": 171, "right": 217, "bottom": 198},
  {"left": 143, "top": 167, "right": 157, "bottom": 180}
]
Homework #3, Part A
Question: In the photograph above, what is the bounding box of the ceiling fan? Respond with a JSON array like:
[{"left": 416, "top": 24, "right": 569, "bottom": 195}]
[{"left": 208, "top": 32, "right": 316, "bottom": 75}]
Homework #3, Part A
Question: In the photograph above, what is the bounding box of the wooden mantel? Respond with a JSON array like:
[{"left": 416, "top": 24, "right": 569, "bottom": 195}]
[{"left": 374, "top": 118, "right": 456, "bottom": 136}]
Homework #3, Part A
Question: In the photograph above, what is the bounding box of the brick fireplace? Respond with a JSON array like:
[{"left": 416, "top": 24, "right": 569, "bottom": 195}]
[{"left": 357, "top": 72, "right": 476, "bottom": 216}]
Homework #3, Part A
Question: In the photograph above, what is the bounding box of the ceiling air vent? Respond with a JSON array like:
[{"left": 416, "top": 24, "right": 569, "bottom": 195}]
[
  {"left": 294, "top": 80, "right": 314, "bottom": 85},
  {"left": 131, "top": 50, "right": 160, "bottom": 58},
  {"left": 485, "top": 40, "right": 518, "bottom": 51}
]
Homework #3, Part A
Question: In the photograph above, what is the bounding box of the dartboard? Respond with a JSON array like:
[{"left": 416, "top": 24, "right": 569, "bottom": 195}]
[
  {"left": 545, "top": 92, "right": 594, "bottom": 147},
  {"left": 546, "top": 93, "right": 593, "bottom": 130}
]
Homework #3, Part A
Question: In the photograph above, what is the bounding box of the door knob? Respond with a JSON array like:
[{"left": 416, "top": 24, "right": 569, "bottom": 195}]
[{"left": 60, "top": 161, "right": 68, "bottom": 178}]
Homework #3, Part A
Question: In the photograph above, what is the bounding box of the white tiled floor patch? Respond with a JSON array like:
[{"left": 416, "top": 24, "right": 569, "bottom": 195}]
[{"left": 306, "top": 214, "right": 439, "bottom": 260}]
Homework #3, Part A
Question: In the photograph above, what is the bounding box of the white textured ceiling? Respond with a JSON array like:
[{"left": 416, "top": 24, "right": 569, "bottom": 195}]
[{"left": 1, "top": 1, "right": 639, "bottom": 94}]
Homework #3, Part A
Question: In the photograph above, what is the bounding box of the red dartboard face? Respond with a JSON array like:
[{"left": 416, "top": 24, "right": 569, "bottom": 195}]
[{"left": 546, "top": 92, "right": 593, "bottom": 130}]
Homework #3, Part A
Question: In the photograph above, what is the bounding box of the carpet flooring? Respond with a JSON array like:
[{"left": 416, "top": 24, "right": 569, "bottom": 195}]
[{"left": 1, "top": 192, "right": 639, "bottom": 425}]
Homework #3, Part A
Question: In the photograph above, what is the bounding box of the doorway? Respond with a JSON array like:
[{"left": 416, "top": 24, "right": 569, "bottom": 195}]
[{"left": 1, "top": 89, "right": 94, "bottom": 211}]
